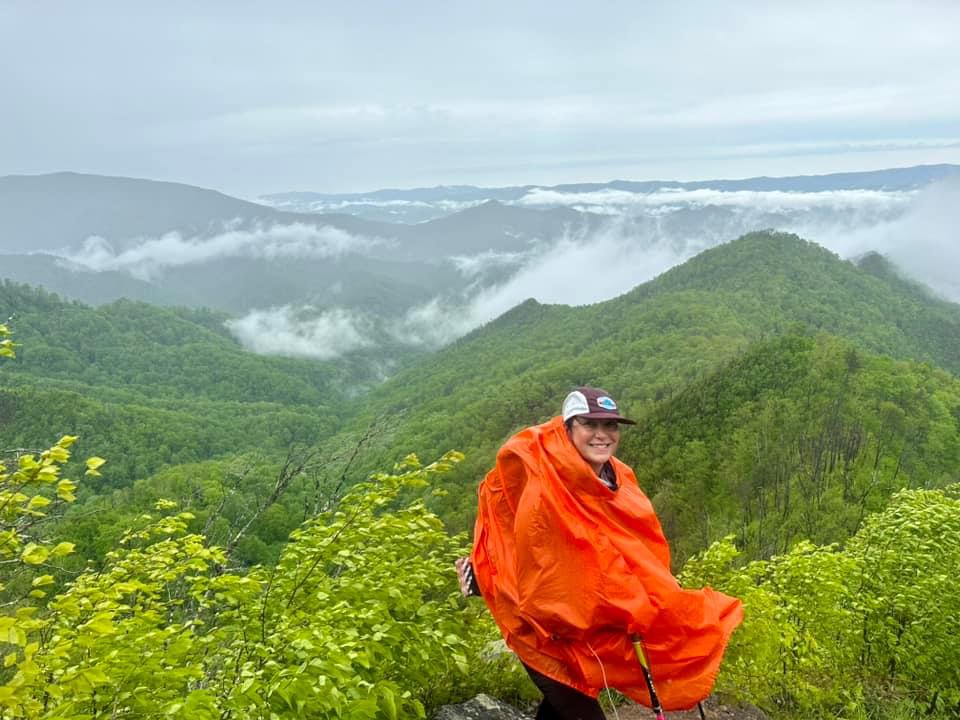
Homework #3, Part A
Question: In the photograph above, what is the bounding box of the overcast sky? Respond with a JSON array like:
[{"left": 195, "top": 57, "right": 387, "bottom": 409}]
[{"left": 3, "top": 1, "right": 959, "bottom": 197}]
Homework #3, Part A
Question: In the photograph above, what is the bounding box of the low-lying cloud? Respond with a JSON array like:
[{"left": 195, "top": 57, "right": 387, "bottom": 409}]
[
  {"left": 519, "top": 187, "right": 916, "bottom": 216},
  {"left": 397, "top": 181, "right": 959, "bottom": 347},
  {"left": 801, "top": 180, "right": 960, "bottom": 303},
  {"left": 449, "top": 249, "right": 532, "bottom": 279},
  {"left": 59, "top": 222, "right": 385, "bottom": 281},
  {"left": 226, "top": 181, "right": 959, "bottom": 359},
  {"left": 264, "top": 197, "right": 485, "bottom": 215},
  {"left": 394, "top": 222, "right": 695, "bottom": 347},
  {"left": 225, "top": 305, "right": 375, "bottom": 360}
]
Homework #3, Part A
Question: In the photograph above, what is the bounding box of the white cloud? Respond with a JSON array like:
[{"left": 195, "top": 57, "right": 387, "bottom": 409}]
[
  {"left": 200, "top": 81, "right": 960, "bottom": 143},
  {"left": 396, "top": 182, "right": 960, "bottom": 347},
  {"left": 390, "top": 297, "right": 476, "bottom": 348},
  {"left": 800, "top": 180, "right": 960, "bottom": 302},
  {"left": 519, "top": 187, "right": 917, "bottom": 216},
  {"left": 58, "top": 223, "right": 385, "bottom": 280},
  {"left": 5, "top": 3, "right": 960, "bottom": 193},
  {"left": 223, "top": 181, "right": 959, "bottom": 360},
  {"left": 449, "top": 249, "right": 531, "bottom": 279},
  {"left": 261, "top": 196, "right": 485, "bottom": 216},
  {"left": 711, "top": 137, "right": 960, "bottom": 160},
  {"left": 329, "top": 199, "right": 482, "bottom": 211},
  {"left": 225, "top": 306, "right": 375, "bottom": 360},
  {"left": 395, "top": 223, "right": 694, "bottom": 347}
]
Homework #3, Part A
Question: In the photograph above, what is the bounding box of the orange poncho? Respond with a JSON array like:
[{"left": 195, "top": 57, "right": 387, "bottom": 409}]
[{"left": 471, "top": 417, "right": 743, "bottom": 711}]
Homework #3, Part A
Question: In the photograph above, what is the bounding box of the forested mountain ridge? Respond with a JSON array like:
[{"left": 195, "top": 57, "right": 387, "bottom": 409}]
[
  {"left": 0, "top": 281, "right": 353, "bottom": 485},
  {"left": 621, "top": 232, "right": 960, "bottom": 373},
  {"left": 0, "top": 252, "right": 454, "bottom": 315},
  {"left": 0, "top": 171, "right": 396, "bottom": 254},
  {"left": 622, "top": 332, "right": 960, "bottom": 563},
  {"left": 0, "top": 172, "right": 599, "bottom": 257},
  {"left": 0, "top": 173, "right": 600, "bottom": 320},
  {"left": 3, "top": 227, "right": 960, "bottom": 719},
  {"left": 360, "top": 231, "right": 960, "bottom": 441},
  {"left": 347, "top": 231, "right": 960, "bottom": 529},
  {"left": 0, "top": 281, "right": 354, "bottom": 405},
  {"left": 4, "top": 231, "right": 957, "bottom": 514}
]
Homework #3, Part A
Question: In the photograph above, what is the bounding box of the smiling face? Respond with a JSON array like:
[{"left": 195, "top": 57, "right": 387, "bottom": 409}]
[{"left": 568, "top": 417, "right": 621, "bottom": 474}]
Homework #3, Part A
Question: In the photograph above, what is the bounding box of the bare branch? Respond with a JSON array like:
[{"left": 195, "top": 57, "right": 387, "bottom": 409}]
[
  {"left": 201, "top": 463, "right": 255, "bottom": 542},
  {"left": 310, "top": 412, "right": 398, "bottom": 516},
  {"left": 221, "top": 447, "right": 318, "bottom": 562}
]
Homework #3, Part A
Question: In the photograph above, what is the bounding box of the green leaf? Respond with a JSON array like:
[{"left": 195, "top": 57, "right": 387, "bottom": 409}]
[
  {"left": 50, "top": 542, "right": 75, "bottom": 558},
  {"left": 46, "top": 446, "right": 70, "bottom": 463},
  {"left": 380, "top": 687, "right": 398, "bottom": 720},
  {"left": 83, "top": 614, "right": 116, "bottom": 635},
  {"left": 27, "top": 495, "right": 51, "bottom": 511},
  {"left": 81, "top": 666, "right": 110, "bottom": 686},
  {"left": 21, "top": 543, "right": 49, "bottom": 565},
  {"left": 56, "top": 479, "right": 77, "bottom": 502},
  {"left": 85, "top": 456, "right": 107, "bottom": 476}
]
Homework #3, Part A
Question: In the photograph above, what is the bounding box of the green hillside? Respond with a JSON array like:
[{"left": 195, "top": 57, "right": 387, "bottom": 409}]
[
  {"left": 6, "top": 232, "right": 958, "bottom": 546},
  {"left": 0, "top": 281, "right": 357, "bottom": 404},
  {"left": 626, "top": 233, "right": 960, "bottom": 370},
  {"left": 0, "top": 281, "right": 352, "bottom": 487},
  {"left": 624, "top": 332, "right": 960, "bottom": 563},
  {"left": 0, "top": 254, "right": 182, "bottom": 306},
  {"left": 0, "top": 384, "right": 334, "bottom": 489},
  {"left": 350, "top": 232, "right": 960, "bottom": 531},
  {"left": 3, "top": 230, "right": 960, "bottom": 719}
]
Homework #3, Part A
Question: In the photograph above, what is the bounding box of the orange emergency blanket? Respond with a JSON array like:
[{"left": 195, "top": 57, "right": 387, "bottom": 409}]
[{"left": 471, "top": 416, "right": 743, "bottom": 710}]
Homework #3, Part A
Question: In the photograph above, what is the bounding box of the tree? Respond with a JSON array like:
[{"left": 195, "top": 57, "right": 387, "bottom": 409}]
[
  {"left": 682, "top": 484, "right": 960, "bottom": 718},
  {"left": 0, "top": 449, "right": 513, "bottom": 718}
]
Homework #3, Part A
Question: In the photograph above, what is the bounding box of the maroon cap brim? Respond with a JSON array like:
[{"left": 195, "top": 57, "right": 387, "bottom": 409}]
[{"left": 578, "top": 411, "right": 636, "bottom": 425}]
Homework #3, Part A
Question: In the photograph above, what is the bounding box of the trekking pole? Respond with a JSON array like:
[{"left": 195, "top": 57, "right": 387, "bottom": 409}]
[{"left": 631, "top": 635, "right": 666, "bottom": 720}]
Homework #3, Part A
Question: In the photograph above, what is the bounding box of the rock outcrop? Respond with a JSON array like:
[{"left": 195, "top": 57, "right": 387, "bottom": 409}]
[
  {"left": 433, "top": 694, "right": 532, "bottom": 720},
  {"left": 432, "top": 694, "right": 771, "bottom": 720}
]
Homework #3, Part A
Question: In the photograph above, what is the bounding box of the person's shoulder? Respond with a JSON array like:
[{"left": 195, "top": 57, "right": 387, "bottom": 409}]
[
  {"left": 496, "top": 427, "right": 537, "bottom": 464},
  {"left": 498, "top": 416, "right": 562, "bottom": 457},
  {"left": 610, "top": 456, "right": 638, "bottom": 486}
]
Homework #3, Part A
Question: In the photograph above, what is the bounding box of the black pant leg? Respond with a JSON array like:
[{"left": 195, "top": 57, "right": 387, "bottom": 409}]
[{"left": 524, "top": 664, "right": 607, "bottom": 720}]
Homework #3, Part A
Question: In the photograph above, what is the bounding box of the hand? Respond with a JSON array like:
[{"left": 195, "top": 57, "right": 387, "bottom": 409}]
[{"left": 455, "top": 556, "right": 477, "bottom": 597}]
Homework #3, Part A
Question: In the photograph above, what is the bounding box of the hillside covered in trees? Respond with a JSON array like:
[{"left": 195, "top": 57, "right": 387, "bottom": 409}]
[
  {"left": 1, "top": 231, "right": 959, "bottom": 718},
  {"left": 343, "top": 233, "right": 960, "bottom": 535}
]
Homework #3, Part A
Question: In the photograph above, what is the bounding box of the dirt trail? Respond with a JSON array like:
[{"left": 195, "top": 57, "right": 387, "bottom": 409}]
[{"left": 606, "top": 697, "right": 768, "bottom": 720}]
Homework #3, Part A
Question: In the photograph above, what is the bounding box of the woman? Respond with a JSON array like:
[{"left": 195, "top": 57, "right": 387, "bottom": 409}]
[{"left": 458, "top": 387, "right": 742, "bottom": 719}]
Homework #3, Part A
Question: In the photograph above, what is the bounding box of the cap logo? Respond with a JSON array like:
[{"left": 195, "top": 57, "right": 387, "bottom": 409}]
[{"left": 597, "top": 396, "right": 617, "bottom": 410}]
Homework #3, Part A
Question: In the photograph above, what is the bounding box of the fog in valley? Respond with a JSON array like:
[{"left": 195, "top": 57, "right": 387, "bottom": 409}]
[
  {"left": 222, "top": 180, "right": 960, "bottom": 358},
  {"left": 59, "top": 224, "right": 386, "bottom": 281},
  {"left": 1, "top": 170, "right": 954, "bottom": 361}
]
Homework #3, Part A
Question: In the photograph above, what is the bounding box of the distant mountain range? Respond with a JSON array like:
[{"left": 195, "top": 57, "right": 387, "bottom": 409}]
[
  {"left": 0, "top": 171, "right": 599, "bottom": 259},
  {"left": 1, "top": 165, "right": 957, "bottom": 359},
  {"left": 0, "top": 172, "right": 599, "bottom": 316},
  {"left": 260, "top": 164, "right": 960, "bottom": 223}
]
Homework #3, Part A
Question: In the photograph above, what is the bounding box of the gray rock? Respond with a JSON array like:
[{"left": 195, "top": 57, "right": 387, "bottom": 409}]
[{"left": 433, "top": 694, "right": 532, "bottom": 720}]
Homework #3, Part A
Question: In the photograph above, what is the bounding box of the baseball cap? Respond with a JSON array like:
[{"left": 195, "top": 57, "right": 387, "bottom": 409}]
[{"left": 562, "top": 386, "right": 636, "bottom": 425}]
